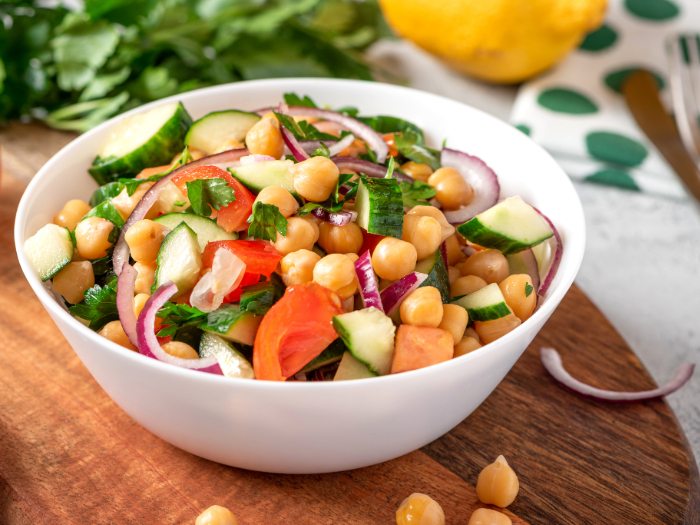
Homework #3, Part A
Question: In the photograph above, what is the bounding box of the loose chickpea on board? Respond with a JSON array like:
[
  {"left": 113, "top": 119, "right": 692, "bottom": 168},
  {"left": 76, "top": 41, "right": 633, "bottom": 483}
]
[
  {"left": 396, "top": 493, "right": 445, "bottom": 525},
  {"left": 468, "top": 508, "right": 512, "bottom": 525},
  {"left": 195, "top": 505, "right": 238, "bottom": 525},
  {"left": 476, "top": 455, "right": 520, "bottom": 507}
]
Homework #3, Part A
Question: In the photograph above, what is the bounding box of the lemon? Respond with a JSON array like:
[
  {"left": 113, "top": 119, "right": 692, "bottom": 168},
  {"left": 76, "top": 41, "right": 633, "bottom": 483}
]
[{"left": 378, "top": 0, "right": 608, "bottom": 84}]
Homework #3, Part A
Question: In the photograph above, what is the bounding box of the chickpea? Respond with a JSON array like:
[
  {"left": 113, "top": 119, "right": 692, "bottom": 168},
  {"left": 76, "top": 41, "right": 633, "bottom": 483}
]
[
  {"left": 464, "top": 326, "right": 481, "bottom": 342},
  {"left": 290, "top": 156, "right": 340, "bottom": 202},
  {"left": 98, "top": 320, "right": 136, "bottom": 351},
  {"left": 402, "top": 214, "right": 442, "bottom": 261},
  {"left": 195, "top": 505, "right": 238, "bottom": 525},
  {"left": 454, "top": 336, "right": 482, "bottom": 357},
  {"left": 467, "top": 508, "right": 512, "bottom": 525},
  {"left": 474, "top": 314, "right": 521, "bottom": 344},
  {"left": 400, "top": 161, "right": 433, "bottom": 182},
  {"left": 133, "top": 293, "right": 150, "bottom": 318},
  {"left": 313, "top": 254, "right": 358, "bottom": 300},
  {"left": 125, "top": 219, "right": 171, "bottom": 264},
  {"left": 444, "top": 234, "right": 462, "bottom": 265},
  {"left": 272, "top": 216, "right": 319, "bottom": 256},
  {"left": 451, "top": 275, "right": 487, "bottom": 298},
  {"left": 499, "top": 274, "right": 537, "bottom": 322},
  {"left": 52, "top": 261, "right": 95, "bottom": 304},
  {"left": 280, "top": 249, "right": 321, "bottom": 286},
  {"left": 74, "top": 217, "right": 114, "bottom": 260},
  {"left": 344, "top": 253, "right": 359, "bottom": 263},
  {"left": 372, "top": 237, "right": 417, "bottom": 281},
  {"left": 438, "top": 304, "right": 468, "bottom": 342},
  {"left": 245, "top": 117, "right": 284, "bottom": 159},
  {"left": 461, "top": 249, "right": 509, "bottom": 284},
  {"left": 214, "top": 138, "right": 244, "bottom": 154},
  {"left": 448, "top": 266, "right": 461, "bottom": 284},
  {"left": 400, "top": 286, "right": 443, "bottom": 327},
  {"left": 161, "top": 341, "right": 199, "bottom": 359},
  {"left": 406, "top": 205, "right": 455, "bottom": 242},
  {"left": 396, "top": 493, "right": 445, "bottom": 525},
  {"left": 318, "top": 221, "right": 364, "bottom": 254},
  {"left": 428, "top": 167, "right": 475, "bottom": 210},
  {"left": 53, "top": 199, "right": 92, "bottom": 231},
  {"left": 254, "top": 186, "right": 299, "bottom": 218},
  {"left": 476, "top": 455, "right": 519, "bottom": 508},
  {"left": 134, "top": 261, "right": 156, "bottom": 295},
  {"left": 112, "top": 184, "right": 159, "bottom": 221}
]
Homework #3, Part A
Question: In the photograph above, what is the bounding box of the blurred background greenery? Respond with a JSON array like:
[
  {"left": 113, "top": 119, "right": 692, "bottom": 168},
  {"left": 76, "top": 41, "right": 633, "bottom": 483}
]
[{"left": 0, "top": 0, "right": 392, "bottom": 132}]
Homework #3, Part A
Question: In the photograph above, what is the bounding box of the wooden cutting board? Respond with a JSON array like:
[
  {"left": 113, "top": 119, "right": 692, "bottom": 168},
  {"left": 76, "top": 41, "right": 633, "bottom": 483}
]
[{"left": 1, "top": 124, "right": 698, "bottom": 525}]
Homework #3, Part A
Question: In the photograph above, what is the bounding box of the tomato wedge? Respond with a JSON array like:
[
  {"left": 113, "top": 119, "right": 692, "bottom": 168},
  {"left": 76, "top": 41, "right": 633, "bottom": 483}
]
[
  {"left": 253, "top": 283, "right": 344, "bottom": 381},
  {"left": 203, "top": 240, "right": 281, "bottom": 277},
  {"left": 359, "top": 230, "right": 385, "bottom": 256},
  {"left": 169, "top": 165, "right": 255, "bottom": 232},
  {"left": 224, "top": 272, "right": 261, "bottom": 303}
]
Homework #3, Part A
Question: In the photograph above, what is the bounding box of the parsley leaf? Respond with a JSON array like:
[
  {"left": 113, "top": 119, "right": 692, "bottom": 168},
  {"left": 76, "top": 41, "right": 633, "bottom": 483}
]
[
  {"left": 399, "top": 179, "right": 437, "bottom": 208},
  {"left": 273, "top": 109, "right": 338, "bottom": 141},
  {"left": 384, "top": 156, "right": 396, "bottom": 179},
  {"left": 394, "top": 130, "right": 441, "bottom": 170},
  {"left": 313, "top": 142, "right": 331, "bottom": 158},
  {"left": 525, "top": 283, "right": 534, "bottom": 297},
  {"left": 247, "top": 202, "right": 288, "bottom": 242},
  {"left": 156, "top": 303, "right": 208, "bottom": 339},
  {"left": 68, "top": 277, "right": 119, "bottom": 331},
  {"left": 198, "top": 304, "right": 247, "bottom": 335},
  {"left": 284, "top": 93, "right": 317, "bottom": 108},
  {"left": 297, "top": 172, "right": 358, "bottom": 216},
  {"left": 186, "top": 178, "right": 236, "bottom": 217}
]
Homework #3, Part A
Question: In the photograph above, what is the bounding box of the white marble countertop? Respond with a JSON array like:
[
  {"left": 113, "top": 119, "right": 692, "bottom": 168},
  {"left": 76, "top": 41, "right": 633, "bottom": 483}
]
[{"left": 369, "top": 40, "right": 700, "bottom": 470}]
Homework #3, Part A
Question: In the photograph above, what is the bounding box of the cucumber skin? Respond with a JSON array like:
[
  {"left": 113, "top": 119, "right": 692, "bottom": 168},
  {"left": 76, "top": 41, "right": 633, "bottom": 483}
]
[
  {"left": 332, "top": 319, "right": 378, "bottom": 374},
  {"left": 457, "top": 217, "right": 552, "bottom": 255},
  {"left": 357, "top": 178, "right": 404, "bottom": 239},
  {"left": 185, "top": 110, "right": 260, "bottom": 153},
  {"left": 450, "top": 296, "right": 511, "bottom": 322},
  {"left": 415, "top": 249, "right": 450, "bottom": 303},
  {"left": 89, "top": 102, "right": 192, "bottom": 185}
]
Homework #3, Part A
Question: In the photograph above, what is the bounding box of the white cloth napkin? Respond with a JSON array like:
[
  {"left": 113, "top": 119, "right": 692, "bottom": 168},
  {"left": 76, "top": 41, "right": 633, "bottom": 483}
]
[{"left": 510, "top": 0, "right": 700, "bottom": 198}]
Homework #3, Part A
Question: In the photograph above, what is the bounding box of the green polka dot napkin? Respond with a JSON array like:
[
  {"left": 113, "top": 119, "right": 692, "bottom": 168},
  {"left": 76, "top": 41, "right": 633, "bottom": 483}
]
[{"left": 510, "top": 0, "right": 697, "bottom": 198}]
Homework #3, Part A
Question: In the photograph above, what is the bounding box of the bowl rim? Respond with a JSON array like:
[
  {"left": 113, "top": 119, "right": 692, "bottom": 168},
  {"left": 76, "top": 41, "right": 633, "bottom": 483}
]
[{"left": 14, "top": 77, "right": 586, "bottom": 391}]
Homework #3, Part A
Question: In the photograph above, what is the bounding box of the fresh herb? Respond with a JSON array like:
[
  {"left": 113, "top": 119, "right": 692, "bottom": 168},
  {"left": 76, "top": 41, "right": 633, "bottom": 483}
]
[
  {"left": 297, "top": 172, "right": 358, "bottom": 215},
  {"left": 274, "top": 109, "right": 336, "bottom": 141},
  {"left": 199, "top": 304, "right": 247, "bottom": 335},
  {"left": 357, "top": 116, "right": 425, "bottom": 143},
  {"left": 117, "top": 147, "right": 192, "bottom": 195},
  {"left": 90, "top": 181, "right": 124, "bottom": 207},
  {"left": 156, "top": 302, "right": 208, "bottom": 339},
  {"left": 313, "top": 142, "right": 331, "bottom": 158},
  {"left": 399, "top": 179, "right": 437, "bottom": 208},
  {"left": 441, "top": 138, "right": 447, "bottom": 149},
  {"left": 394, "top": 130, "right": 441, "bottom": 170},
  {"left": 247, "top": 201, "right": 288, "bottom": 242},
  {"left": 240, "top": 280, "right": 284, "bottom": 315},
  {"left": 173, "top": 200, "right": 187, "bottom": 208},
  {"left": 284, "top": 93, "right": 317, "bottom": 108},
  {"left": 68, "top": 276, "right": 119, "bottom": 331},
  {"left": 384, "top": 156, "right": 396, "bottom": 178},
  {"left": 337, "top": 106, "right": 359, "bottom": 118},
  {"left": 81, "top": 200, "right": 124, "bottom": 243},
  {"left": 186, "top": 178, "right": 236, "bottom": 217},
  {"left": 1, "top": 1, "right": 392, "bottom": 132},
  {"left": 525, "top": 283, "right": 534, "bottom": 297}
]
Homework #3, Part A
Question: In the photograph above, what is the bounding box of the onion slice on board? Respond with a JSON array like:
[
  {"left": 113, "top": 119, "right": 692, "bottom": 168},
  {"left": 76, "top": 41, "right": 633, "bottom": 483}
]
[
  {"left": 533, "top": 209, "right": 563, "bottom": 297},
  {"left": 380, "top": 272, "right": 429, "bottom": 316},
  {"left": 112, "top": 148, "right": 250, "bottom": 276},
  {"left": 282, "top": 105, "right": 388, "bottom": 164},
  {"left": 280, "top": 125, "right": 310, "bottom": 162},
  {"left": 355, "top": 250, "right": 383, "bottom": 311},
  {"left": 440, "top": 148, "right": 500, "bottom": 224},
  {"left": 310, "top": 207, "right": 355, "bottom": 226},
  {"left": 540, "top": 347, "right": 694, "bottom": 402},
  {"left": 136, "top": 281, "right": 224, "bottom": 375},
  {"left": 116, "top": 262, "right": 139, "bottom": 347}
]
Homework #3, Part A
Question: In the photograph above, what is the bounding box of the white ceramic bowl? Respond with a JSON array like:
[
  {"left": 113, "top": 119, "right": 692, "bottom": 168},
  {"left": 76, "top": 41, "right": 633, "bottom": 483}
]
[{"left": 15, "top": 79, "right": 585, "bottom": 474}]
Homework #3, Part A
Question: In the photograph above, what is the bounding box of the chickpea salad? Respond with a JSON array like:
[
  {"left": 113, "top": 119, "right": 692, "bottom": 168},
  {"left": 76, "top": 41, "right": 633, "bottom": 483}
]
[{"left": 24, "top": 93, "right": 562, "bottom": 381}]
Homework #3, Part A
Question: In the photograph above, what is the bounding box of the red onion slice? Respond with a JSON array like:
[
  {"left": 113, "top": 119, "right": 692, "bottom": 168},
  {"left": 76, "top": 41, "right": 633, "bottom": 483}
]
[
  {"left": 355, "top": 250, "right": 383, "bottom": 311},
  {"left": 327, "top": 134, "right": 355, "bottom": 156},
  {"left": 136, "top": 281, "right": 223, "bottom": 374},
  {"left": 116, "top": 262, "right": 139, "bottom": 347},
  {"left": 533, "top": 209, "right": 562, "bottom": 297},
  {"left": 310, "top": 207, "right": 354, "bottom": 226},
  {"left": 540, "top": 347, "right": 694, "bottom": 403},
  {"left": 439, "top": 241, "right": 449, "bottom": 267},
  {"left": 381, "top": 272, "right": 429, "bottom": 316},
  {"left": 331, "top": 157, "right": 413, "bottom": 183},
  {"left": 282, "top": 106, "right": 388, "bottom": 164},
  {"left": 281, "top": 125, "right": 311, "bottom": 162},
  {"left": 520, "top": 249, "right": 541, "bottom": 292},
  {"left": 240, "top": 154, "right": 275, "bottom": 165},
  {"left": 440, "top": 148, "right": 500, "bottom": 224},
  {"left": 112, "top": 148, "right": 250, "bottom": 276}
]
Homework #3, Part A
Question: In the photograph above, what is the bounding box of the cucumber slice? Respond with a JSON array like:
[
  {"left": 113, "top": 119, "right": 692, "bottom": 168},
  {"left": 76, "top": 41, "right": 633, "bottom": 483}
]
[
  {"left": 199, "top": 304, "right": 263, "bottom": 346},
  {"left": 354, "top": 177, "right": 403, "bottom": 238},
  {"left": 333, "top": 352, "right": 376, "bottom": 381},
  {"left": 24, "top": 224, "right": 74, "bottom": 282},
  {"left": 199, "top": 332, "right": 255, "bottom": 379},
  {"left": 154, "top": 222, "right": 202, "bottom": 297},
  {"left": 456, "top": 196, "right": 554, "bottom": 255},
  {"left": 153, "top": 213, "right": 237, "bottom": 252},
  {"left": 240, "top": 281, "right": 282, "bottom": 315},
  {"left": 89, "top": 102, "right": 192, "bottom": 185},
  {"left": 301, "top": 339, "right": 346, "bottom": 374},
  {"left": 414, "top": 249, "right": 450, "bottom": 303},
  {"left": 185, "top": 110, "right": 261, "bottom": 154},
  {"left": 451, "top": 283, "right": 510, "bottom": 322},
  {"left": 332, "top": 307, "right": 396, "bottom": 376},
  {"left": 228, "top": 160, "right": 299, "bottom": 198}
]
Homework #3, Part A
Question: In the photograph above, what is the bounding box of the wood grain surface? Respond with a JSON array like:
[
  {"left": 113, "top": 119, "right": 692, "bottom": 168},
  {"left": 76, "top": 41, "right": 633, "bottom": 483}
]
[{"left": 1, "top": 124, "right": 698, "bottom": 525}]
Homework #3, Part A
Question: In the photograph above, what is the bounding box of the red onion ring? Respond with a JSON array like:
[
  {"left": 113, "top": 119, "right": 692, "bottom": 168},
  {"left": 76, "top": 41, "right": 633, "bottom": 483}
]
[
  {"left": 112, "top": 148, "right": 250, "bottom": 276},
  {"left": 282, "top": 105, "right": 388, "bottom": 164},
  {"left": 533, "top": 208, "right": 562, "bottom": 297},
  {"left": 355, "top": 250, "right": 383, "bottom": 311},
  {"left": 331, "top": 157, "right": 412, "bottom": 183},
  {"left": 310, "top": 207, "right": 354, "bottom": 226},
  {"left": 280, "top": 125, "right": 310, "bottom": 162},
  {"left": 440, "top": 148, "right": 500, "bottom": 224},
  {"left": 381, "top": 272, "right": 429, "bottom": 316},
  {"left": 327, "top": 134, "right": 355, "bottom": 156},
  {"left": 116, "top": 262, "right": 139, "bottom": 348},
  {"left": 439, "top": 241, "right": 449, "bottom": 267},
  {"left": 540, "top": 347, "right": 694, "bottom": 402},
  {"left": 520, "top": 249, "right": 541, "bottom": 293},
  {"left": 136, "top": 281, "right": 224, "bottom": 374}
]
